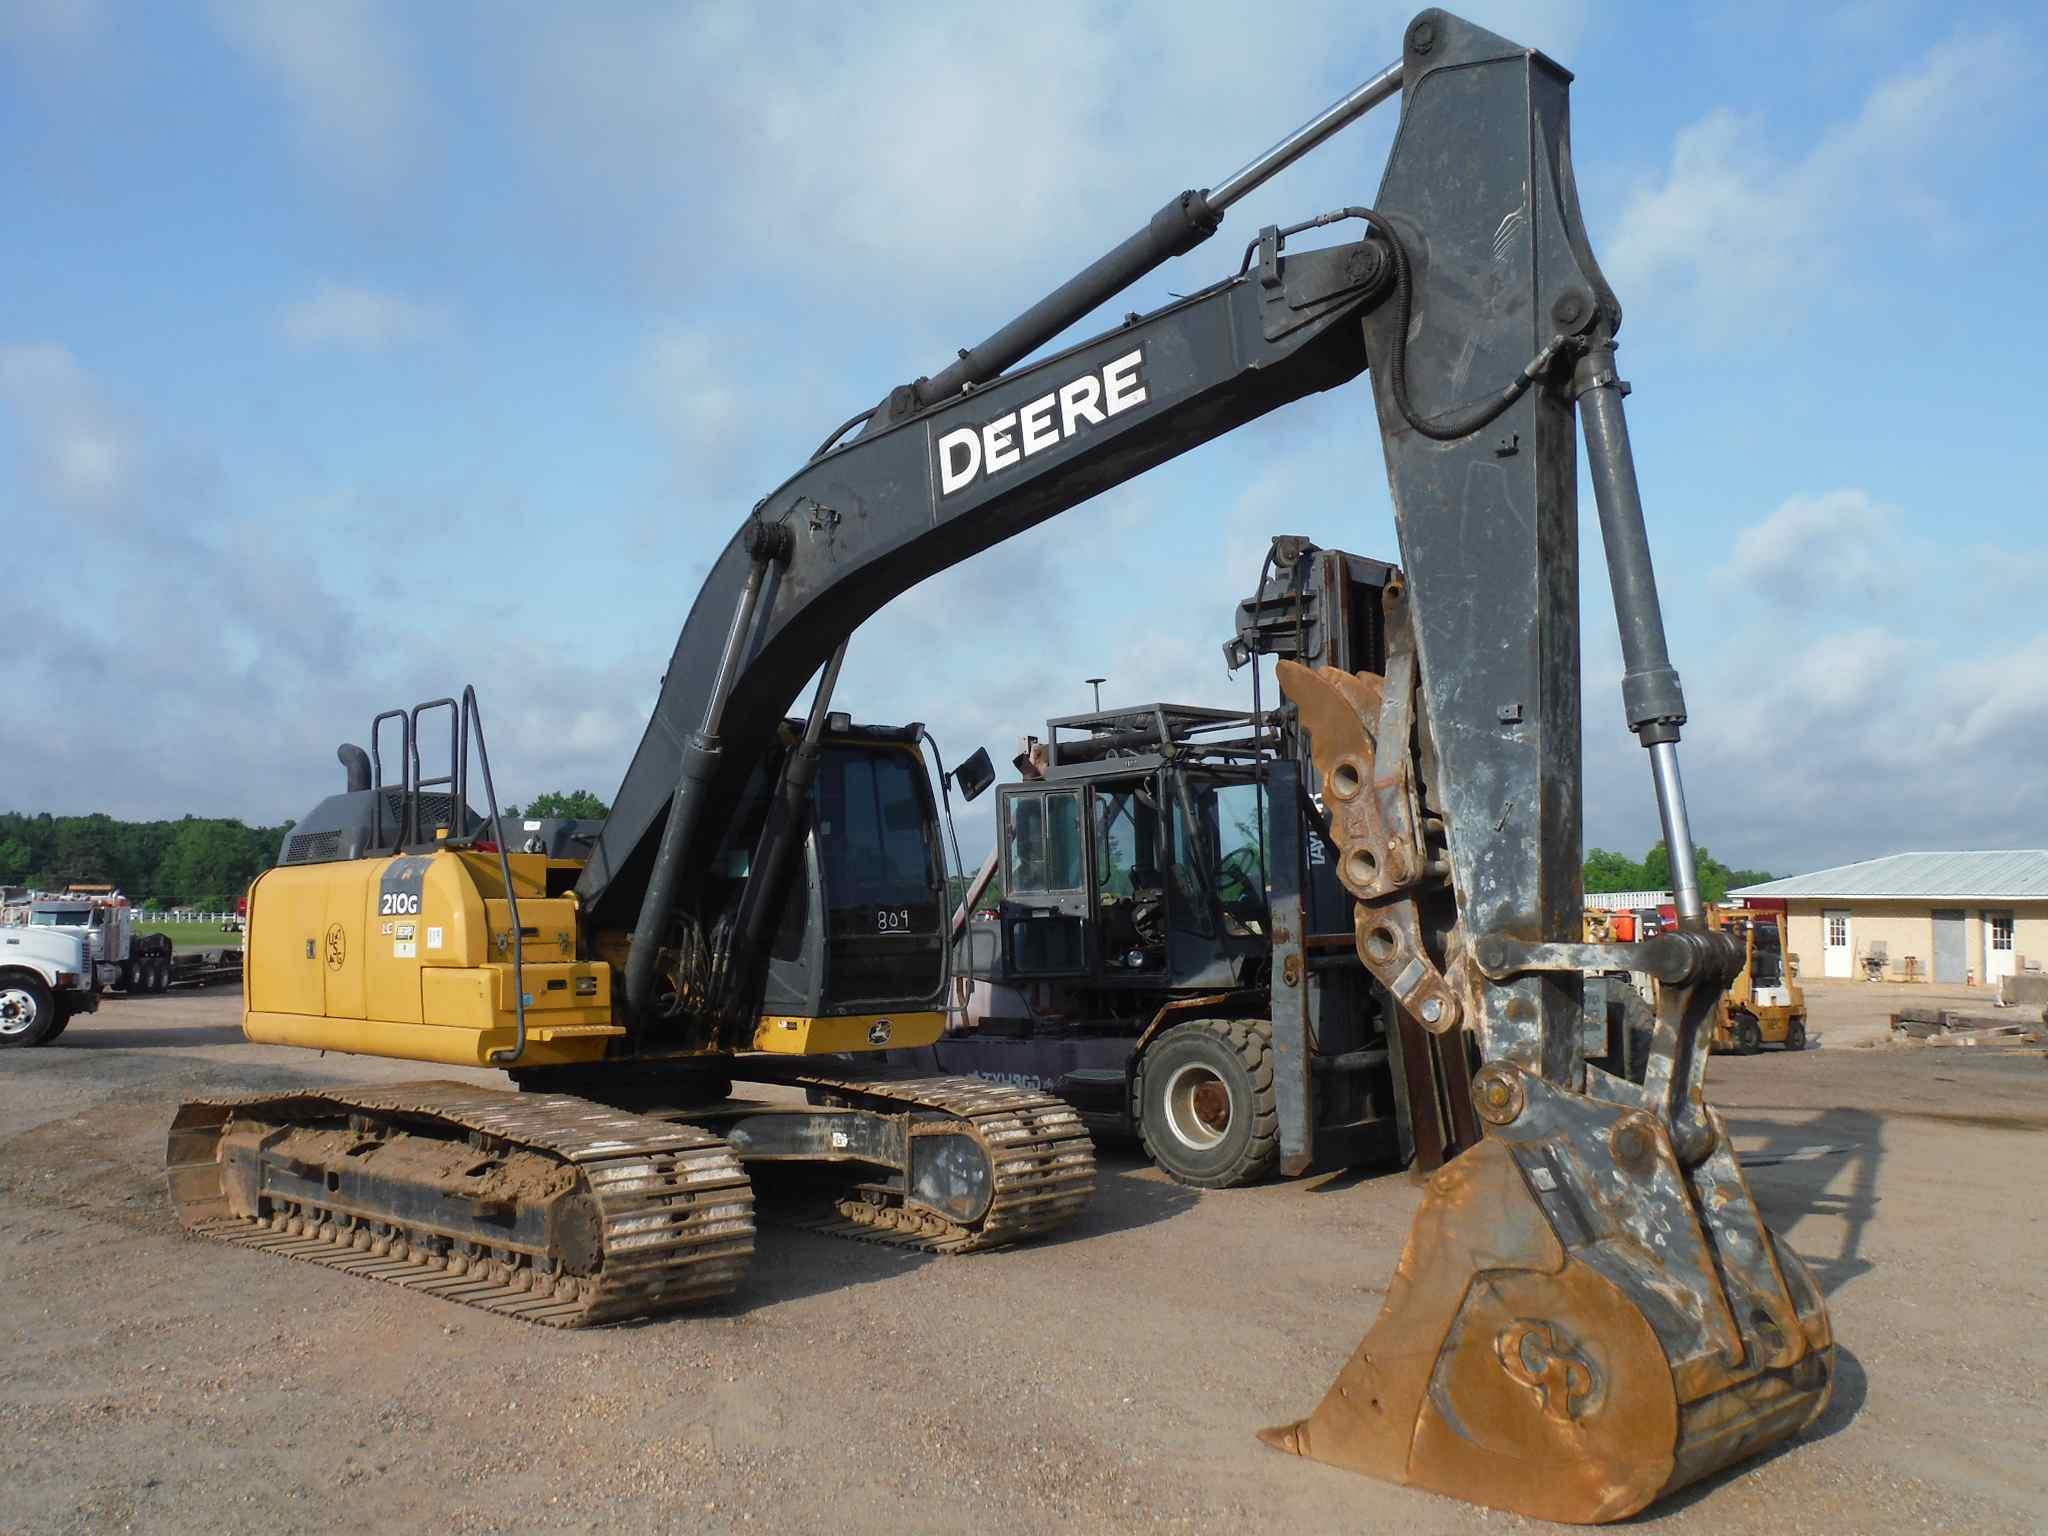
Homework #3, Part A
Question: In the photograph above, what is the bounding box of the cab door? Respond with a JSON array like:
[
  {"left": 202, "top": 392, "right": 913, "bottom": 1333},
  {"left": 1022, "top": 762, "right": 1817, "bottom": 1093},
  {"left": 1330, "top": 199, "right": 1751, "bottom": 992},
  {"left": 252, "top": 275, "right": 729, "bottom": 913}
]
[{"left": 996, "top": 784, "right": 1091, "bottom": 977}]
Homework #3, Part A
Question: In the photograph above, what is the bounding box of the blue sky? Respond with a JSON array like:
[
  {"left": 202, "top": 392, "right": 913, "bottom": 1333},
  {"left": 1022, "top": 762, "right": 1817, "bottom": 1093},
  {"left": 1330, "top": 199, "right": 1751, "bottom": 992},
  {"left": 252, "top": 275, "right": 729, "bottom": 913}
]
[{"left": 4, "top": 0, "right": 2043, "bottom": 877}]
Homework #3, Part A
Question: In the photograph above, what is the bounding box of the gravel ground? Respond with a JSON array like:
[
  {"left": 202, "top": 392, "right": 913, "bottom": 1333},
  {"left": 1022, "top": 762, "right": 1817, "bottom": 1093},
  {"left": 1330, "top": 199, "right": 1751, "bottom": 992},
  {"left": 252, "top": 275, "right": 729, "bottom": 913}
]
[{"left": 2, "top": 982, "right": 2043, "bottom": 1535}]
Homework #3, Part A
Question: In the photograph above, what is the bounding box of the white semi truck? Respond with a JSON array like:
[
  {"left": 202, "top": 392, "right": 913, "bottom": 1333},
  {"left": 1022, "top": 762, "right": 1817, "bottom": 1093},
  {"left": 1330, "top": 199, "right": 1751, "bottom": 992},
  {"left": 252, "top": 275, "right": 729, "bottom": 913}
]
[
  {"left": 0, "top": 919, "right": 99, "bottom": 1046},
  {"left": 24, "top": 887, "right": 178, "bottom": 993}
]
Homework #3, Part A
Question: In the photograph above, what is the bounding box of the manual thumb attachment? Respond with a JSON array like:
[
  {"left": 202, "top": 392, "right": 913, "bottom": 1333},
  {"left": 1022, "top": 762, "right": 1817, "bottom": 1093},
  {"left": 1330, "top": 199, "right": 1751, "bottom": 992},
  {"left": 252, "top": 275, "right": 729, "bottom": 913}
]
[{"left": 1260, "top": 1097, "right": 1834, "bottom": 1524}]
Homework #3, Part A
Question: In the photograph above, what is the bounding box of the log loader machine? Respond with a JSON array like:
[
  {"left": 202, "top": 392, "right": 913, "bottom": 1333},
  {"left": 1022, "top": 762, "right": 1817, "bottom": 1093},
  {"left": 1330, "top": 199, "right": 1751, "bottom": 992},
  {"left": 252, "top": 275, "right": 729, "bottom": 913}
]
[
  {"left": 891, "top": 538, "right": 1518, "bottom": 1185},
  {"left": 165, "top": 11, "right": 1833, "bottom": 1522}
]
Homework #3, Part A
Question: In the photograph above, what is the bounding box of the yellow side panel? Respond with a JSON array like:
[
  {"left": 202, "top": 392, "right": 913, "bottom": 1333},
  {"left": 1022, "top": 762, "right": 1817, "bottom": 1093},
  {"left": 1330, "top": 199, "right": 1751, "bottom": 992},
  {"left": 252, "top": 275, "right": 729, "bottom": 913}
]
[
  {"left": 322, "top": 862, "right": 372, "bottom": 1020},
  {"left": 245, "top": 1003, "right": 616, "bottom": 1068},
  {"left": 749, "top": 1011, "right": 945, "bottom": 1054},
  {"left": 245, "top": 865, "right": 333, "bottom": 1020},
  {"left": 363, "top": 856, "right": 432, "bottom": 1025},
  {"left": 245, "top": 850, "right": 620, "bottom": 1069}
]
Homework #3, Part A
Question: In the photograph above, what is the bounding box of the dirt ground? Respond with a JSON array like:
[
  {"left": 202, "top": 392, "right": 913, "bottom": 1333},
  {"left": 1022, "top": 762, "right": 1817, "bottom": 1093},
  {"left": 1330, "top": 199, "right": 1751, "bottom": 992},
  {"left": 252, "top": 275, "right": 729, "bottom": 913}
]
[{"left": 3, "top": 980, "right": 2043, "bottom": 1535}]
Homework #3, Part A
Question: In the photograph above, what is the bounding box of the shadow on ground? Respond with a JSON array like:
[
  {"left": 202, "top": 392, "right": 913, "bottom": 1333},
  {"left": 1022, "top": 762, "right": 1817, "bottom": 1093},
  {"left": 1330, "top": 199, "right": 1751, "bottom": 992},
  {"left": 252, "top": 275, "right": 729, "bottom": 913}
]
[
  {"left": 1727, "top": 1107, "right": 1884, "bottom": 1297},
  {"left": 56, "top": 1024, "right": 249, "bottom": 1050},
  {"left": 627, "top": 1143, "right": 1202, "bottom": 1311}
]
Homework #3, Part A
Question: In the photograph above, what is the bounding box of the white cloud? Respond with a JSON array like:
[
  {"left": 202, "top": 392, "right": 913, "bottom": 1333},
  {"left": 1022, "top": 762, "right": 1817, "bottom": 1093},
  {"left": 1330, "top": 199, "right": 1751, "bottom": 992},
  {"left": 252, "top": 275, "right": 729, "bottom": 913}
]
[
  {"left": 1713, "top": 488, "right": 2046, "bottom": 615},
  {"left": 0, "top": 342, "right": 134, "bottom": 513},
  {"left": 276, "top": 279, "right": 445, "bottom": 350},
  {"left": 1712, "top": 489, "right": 1917, "bottom": 602},
  {"left": 1606, "top": 32, "right": 2031, "bottom": 331},
  {"left": 207, "top": 0, "right": 423, "bottom": 198},
  {"left": 1666, "top": 617, "right": 2048, "bottom": 874},
  {"left": 500, "top": 0, "right": 1586, "bottom": 313}
]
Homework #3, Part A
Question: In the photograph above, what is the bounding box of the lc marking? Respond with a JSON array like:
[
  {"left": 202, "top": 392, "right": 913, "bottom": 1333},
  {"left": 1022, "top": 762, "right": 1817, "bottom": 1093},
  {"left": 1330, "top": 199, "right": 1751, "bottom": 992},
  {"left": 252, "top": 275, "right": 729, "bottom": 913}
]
[{"left": 936, "top": 348, "right": 1148, "bottom": 497}]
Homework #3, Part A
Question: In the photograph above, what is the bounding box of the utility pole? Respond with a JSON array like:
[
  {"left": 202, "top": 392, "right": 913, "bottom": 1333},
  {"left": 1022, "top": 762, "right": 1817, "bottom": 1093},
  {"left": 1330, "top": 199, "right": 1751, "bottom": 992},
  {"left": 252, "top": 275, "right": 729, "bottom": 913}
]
[{"left": 1086, "top": 677, "right": 1106, "bottom": 710}]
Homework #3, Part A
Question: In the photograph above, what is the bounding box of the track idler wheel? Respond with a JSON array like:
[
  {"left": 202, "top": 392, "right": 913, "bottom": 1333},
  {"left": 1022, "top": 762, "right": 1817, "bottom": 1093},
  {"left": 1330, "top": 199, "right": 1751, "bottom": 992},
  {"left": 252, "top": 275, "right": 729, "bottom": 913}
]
[{"left": 1260, "top": 1092, "right": 1834, "bottom": 1523}]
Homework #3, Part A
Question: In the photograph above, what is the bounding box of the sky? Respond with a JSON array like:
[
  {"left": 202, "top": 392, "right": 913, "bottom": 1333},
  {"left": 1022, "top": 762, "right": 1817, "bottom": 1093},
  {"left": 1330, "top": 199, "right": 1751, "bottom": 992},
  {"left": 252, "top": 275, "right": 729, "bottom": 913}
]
[{"left": 3, "top": 0, "right": 2044, "bottom": 878}]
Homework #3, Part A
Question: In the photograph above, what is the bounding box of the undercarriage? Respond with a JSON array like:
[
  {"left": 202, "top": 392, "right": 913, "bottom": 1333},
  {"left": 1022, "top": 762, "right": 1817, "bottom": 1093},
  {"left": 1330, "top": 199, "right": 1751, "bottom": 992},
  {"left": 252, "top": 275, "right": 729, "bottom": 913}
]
[{"left": 168, "top": 1071, "right": 1095, "bottom": 1325}]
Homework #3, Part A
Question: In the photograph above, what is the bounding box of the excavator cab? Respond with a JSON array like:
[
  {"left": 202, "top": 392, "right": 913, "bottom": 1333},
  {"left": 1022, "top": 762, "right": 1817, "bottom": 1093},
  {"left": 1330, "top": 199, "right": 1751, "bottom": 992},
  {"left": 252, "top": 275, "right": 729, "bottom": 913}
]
[{"left": 740, "top": 726, "right": 951, "bottom": 1045}]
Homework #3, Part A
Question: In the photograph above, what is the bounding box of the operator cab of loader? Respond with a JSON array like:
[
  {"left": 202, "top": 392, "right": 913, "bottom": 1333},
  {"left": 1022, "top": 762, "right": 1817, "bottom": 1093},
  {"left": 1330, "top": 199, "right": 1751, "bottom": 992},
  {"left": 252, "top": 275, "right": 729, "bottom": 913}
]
[{"left": 977, "top": 704, "right": 1274, "bottom": 994}]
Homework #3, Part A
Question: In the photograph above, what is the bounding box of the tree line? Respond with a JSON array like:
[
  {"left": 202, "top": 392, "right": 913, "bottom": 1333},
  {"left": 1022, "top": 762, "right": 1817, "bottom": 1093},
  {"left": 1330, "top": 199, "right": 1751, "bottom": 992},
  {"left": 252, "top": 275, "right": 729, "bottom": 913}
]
[
  {"left": 0, "top": 792, "right": 612, "bottom": 910},
  {"left": 2, "top": 805, "right": 1774, "bottom": 915},
  {"left": 0, "top": 812, "right": 290, "bottom": 910},
  {"left": 1584, "top": 841, "right": 1775, "bottom": 905}
]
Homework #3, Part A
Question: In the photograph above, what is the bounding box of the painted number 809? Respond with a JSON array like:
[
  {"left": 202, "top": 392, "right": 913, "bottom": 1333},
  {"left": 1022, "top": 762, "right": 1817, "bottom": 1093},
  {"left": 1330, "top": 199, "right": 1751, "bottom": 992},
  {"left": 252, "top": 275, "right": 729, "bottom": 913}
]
[{"left": 875, "top": 908, "right": 910, "bottom": 933}]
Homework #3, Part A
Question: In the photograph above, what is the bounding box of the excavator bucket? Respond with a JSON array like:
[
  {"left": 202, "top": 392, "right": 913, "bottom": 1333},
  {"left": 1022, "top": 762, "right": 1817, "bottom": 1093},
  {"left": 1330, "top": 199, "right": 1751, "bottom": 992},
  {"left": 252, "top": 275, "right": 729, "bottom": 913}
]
[
  {"left": 1259, "top": 1106, "right": 1833, "bottom": 1522},
  {"left": 1265, "top": 661, "right": 1834, "bottom": 1522}
]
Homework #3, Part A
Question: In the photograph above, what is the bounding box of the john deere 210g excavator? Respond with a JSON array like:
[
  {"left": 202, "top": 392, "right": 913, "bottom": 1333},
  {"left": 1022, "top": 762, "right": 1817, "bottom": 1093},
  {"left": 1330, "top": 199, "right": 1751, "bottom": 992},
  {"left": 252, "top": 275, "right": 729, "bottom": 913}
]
[{"left": 166, "top": 11, "right": 1832, "bottom": 1523}]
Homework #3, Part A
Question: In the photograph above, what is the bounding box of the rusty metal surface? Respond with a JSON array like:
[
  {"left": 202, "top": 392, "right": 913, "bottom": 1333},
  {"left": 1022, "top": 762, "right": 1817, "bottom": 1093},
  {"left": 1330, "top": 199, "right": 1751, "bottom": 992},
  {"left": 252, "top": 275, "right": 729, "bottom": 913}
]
[
  {"left": 1261, "top": 1127, "right": 1833, "bottom": 1523},
  {"left": 1276, "top": 659, "right": 1474, "bottom": 1037},
  {"left": 1271, "top": 628, "right": 1831, "bottom": 1521}
]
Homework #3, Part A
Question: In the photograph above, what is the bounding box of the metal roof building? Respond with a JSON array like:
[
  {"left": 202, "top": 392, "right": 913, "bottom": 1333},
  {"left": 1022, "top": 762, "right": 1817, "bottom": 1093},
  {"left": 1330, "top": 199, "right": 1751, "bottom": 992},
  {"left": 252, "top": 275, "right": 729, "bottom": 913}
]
[{"left": 1731, "top": 852, "right": 2048, "bottom": 985}]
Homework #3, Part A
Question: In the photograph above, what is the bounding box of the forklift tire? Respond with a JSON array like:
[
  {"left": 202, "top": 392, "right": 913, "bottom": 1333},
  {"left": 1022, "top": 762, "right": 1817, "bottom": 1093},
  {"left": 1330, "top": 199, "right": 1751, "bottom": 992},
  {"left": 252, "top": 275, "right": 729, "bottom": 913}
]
[
  {"left": 1785, "top": 1016, "right": 1807, "bottom": 1052},
  {"left": 1732, "top": 1015, "right": 1762, "bottom": 1055},
  {"left": 1134, "top": 1019, "right": 1279, "bottom": 1189}
]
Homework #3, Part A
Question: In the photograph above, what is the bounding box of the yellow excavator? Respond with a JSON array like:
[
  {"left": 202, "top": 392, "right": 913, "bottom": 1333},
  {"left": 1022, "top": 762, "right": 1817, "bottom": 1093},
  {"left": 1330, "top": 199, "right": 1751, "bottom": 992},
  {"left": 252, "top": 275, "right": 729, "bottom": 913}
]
[{"left": 165, "top": 10, "right": 1832, "bottom": 1524}]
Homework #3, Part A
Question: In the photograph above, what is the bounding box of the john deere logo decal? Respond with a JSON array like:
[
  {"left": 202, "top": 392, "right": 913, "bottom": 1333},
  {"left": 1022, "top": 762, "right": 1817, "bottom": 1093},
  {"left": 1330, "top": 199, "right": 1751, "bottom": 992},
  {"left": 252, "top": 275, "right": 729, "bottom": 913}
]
[{"left": 867, "top": 1019, "right": 892, "bottom": 1045}]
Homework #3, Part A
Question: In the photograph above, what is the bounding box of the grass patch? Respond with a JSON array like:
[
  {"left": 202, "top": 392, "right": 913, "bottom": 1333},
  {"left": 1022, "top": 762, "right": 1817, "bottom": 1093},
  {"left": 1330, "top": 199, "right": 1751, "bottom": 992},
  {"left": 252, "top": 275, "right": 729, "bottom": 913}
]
[{"left": 134, "top": 917, "right": 245, "bottom": 952}]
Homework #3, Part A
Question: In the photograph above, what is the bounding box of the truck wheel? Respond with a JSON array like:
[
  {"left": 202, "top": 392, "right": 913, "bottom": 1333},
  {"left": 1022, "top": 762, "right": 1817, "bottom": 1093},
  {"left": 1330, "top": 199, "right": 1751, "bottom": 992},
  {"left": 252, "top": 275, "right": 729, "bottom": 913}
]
[
  {"left": 154, "top": 957, "right": 174, "bottom": 993},
  {"left": 1784, "top": 1017, "right": 1807, "bottom": 1052},
  {"left": 0, "top": 974, "right": 60, "bottom": 1047},
  {"left": 1134, "top": 1019, "right": 1278, "bottom": 1189},
  {"left": 1732, "top": 1015, "right": 1762, "bottom": 1055}
]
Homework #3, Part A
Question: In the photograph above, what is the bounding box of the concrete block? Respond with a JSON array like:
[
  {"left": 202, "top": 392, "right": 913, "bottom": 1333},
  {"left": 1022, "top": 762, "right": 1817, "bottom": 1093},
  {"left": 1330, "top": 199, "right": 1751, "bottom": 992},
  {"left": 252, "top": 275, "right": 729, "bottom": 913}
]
[{"left": 1997, "top": 973, "right": 2048, "bottom": 1008}]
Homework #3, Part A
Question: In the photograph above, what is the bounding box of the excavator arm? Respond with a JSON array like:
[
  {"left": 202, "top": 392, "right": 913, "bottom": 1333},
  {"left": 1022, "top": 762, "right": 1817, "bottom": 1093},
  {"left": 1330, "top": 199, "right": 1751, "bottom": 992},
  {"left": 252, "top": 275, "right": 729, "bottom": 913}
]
[
  {"left": 577, "top": 9, "right": 1832, "bottom": 1521},
  {"left": 577, "top": 210, "right": 1392, "bottom": 951}
]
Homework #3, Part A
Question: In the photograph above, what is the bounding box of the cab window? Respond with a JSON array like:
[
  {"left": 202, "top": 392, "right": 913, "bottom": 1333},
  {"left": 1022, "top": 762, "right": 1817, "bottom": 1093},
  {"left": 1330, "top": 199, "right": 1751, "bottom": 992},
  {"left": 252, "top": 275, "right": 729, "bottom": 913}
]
[{"left": 1006, "top": 790, "right": 1084, "bottom": 893}]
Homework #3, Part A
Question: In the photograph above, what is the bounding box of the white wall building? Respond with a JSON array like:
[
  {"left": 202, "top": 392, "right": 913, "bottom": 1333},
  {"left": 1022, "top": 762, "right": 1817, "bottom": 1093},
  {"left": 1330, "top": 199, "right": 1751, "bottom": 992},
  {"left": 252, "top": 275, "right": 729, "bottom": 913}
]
[{"left": 1731, "top": 851, "right": 2048, "bottom": 985}]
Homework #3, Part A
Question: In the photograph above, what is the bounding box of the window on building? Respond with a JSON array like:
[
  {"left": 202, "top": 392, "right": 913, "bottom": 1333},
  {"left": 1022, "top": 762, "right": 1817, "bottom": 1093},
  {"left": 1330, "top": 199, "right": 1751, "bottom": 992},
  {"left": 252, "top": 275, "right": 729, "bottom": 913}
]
[
  {"left": 1826, "top": 914, "right": 1848, "bottom": 948},
  {"left": 1990, "top": 913, "right": 2014, "bottom": 952}
]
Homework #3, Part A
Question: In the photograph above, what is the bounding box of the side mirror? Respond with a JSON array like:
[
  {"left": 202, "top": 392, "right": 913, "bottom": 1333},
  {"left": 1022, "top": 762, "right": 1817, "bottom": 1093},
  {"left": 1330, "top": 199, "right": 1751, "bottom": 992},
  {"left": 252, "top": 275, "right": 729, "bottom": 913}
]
[{"left": 952, "top": 747, "right": 996, "bottom": 803}]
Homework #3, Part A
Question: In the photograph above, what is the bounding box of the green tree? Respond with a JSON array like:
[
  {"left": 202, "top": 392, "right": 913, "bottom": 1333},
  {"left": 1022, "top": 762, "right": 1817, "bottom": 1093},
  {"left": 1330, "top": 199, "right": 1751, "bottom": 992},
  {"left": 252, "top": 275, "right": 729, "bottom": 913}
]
[
  {"left": 1585, "top": 842, "right": 1775, "bottom": 902},
  {"left": 1640, "top": 841, "right": 1759, "bottom": 905},
  {"left": 1583, "top": 847, "right": 1648, "bottom": 893},
  {"left": 508, "top": 789, "right": 609, "bottom": 820},
  {"left": 158, "top": 818, "right": 259, "bottom": 908},
  {"left": 0, "top": 835, "right": 31, "bottom": 885}
]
